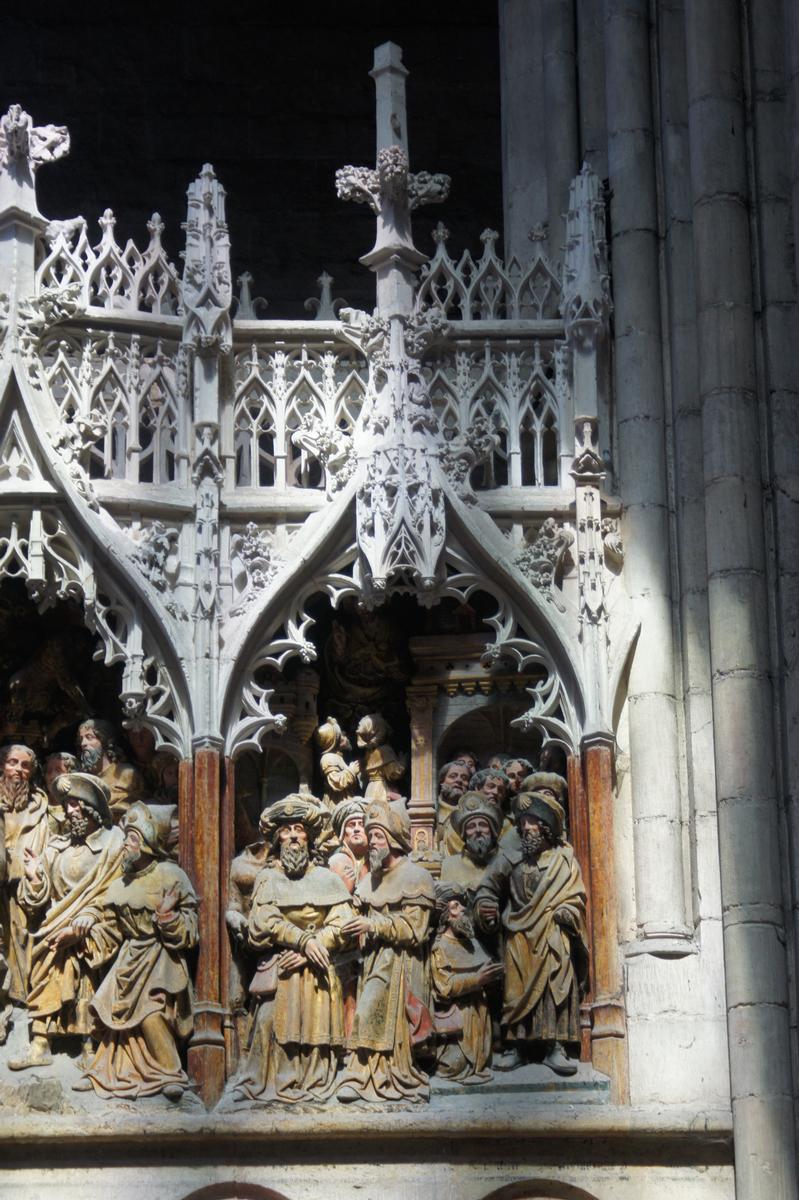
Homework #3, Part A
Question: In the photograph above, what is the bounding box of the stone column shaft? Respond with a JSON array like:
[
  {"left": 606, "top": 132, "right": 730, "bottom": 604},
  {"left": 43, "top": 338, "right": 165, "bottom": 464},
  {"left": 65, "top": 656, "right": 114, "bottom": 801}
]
[
  {"left": 576, "top": 0, "right": 607, "bottom": 179},
  {"left": 604, "top": 0, "right": 688, "bottom": 948},
  {"left": 499, "top": 0, "right": 548, "bottom": 262},
  {"left": 543, "top": 0, "right": 580, "bottom": 262},
  {"left": 655, "top": 0, "right": 720, "bottom": 927},
  {"left": 684, "top": 3, "right": 798, "bottom": 1195},
  {"left": 747, "top": 0, "right": 799, "bottom": 1118}
]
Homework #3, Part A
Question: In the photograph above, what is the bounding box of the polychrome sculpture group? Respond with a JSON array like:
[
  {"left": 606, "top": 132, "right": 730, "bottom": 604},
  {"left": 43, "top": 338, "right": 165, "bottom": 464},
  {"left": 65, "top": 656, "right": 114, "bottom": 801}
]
[{"left": 0, "top": 714, "right": 589, "bottom": 1105}]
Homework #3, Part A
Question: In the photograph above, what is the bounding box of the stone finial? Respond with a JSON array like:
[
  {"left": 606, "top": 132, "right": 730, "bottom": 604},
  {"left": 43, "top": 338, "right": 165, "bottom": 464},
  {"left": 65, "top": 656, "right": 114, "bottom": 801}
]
[{"left": 0, "top": 104, "right": 70, "bottom": 219}]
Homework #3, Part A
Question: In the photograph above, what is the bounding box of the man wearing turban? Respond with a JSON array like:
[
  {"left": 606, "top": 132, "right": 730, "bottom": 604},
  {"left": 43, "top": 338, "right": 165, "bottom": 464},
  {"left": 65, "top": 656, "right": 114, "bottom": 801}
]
[{"left": 233, "top": 795, "right": 353, "bottom": 1103}]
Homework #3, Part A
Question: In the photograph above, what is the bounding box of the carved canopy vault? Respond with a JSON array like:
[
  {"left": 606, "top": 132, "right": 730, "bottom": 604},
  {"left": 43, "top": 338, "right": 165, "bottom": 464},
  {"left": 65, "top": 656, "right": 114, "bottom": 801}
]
[{"left": 0, "top": 43, "right": 637, "bottom": 1106}]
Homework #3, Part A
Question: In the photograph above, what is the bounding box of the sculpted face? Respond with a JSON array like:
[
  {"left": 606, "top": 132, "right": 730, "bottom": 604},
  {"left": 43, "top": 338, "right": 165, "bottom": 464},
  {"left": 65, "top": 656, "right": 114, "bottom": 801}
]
[
  {"left": 480, "top": 774, "right": 508, "bottom": 806},
  {"left": 505, "top": 760, "right": 528, "bottom": 793},
  {"left": 279, "top": 821, "right": 308, "bottom": 847},
  {"left": 368, "top": 826, "right": 389, "bottom": 852},
  {"left": 45, "top": 755, "right": 71, "bottom": 792},
  {"left": 79, "top": 727, "right": 103, "bottom": 755},
  {"left": 463, "top": 815, "right": 492, "bottom": 841},
  {"left": 4, "top": 747, "right": 34, "bottom": 782},
  {"left": 453, "top": 753, "right": 478, "bottom": 776},
  {"left": 442, "top": 764, "right": 471, "bottom": 796},
  {"left": 343, "top": 816, "right": 367, "bottom": 851},
  {"left": 447, "top": 897, "right": 466, "bottom": 922}
]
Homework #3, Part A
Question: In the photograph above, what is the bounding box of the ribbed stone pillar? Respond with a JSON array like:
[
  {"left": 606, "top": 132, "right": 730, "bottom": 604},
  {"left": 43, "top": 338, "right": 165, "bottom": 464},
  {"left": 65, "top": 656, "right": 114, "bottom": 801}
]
[
  {"left": 499, "top": 0, "right": 548, "bottom": 262},
  {"left": 604, "top": 0, "right": 689, "bottom": 950},
  {"left": 747, "top": 0, "right": 799, "bottom": 1119},
  {"left": 655, "top": 0, "right": 720, "bottom": 929},
  {"left": 685, "top": 3, "right": 798, "bottom": 1196}
]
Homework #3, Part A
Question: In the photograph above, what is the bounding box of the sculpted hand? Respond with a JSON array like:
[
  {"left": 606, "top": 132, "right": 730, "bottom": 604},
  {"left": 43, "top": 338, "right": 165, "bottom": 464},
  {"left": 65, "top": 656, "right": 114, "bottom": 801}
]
[
  {"left": 555, "top": 907, "right": 577, "bottom": 933},
  {"left": 23, "top": 847, "right": 43, "bottom": 884},
  {"left": 475, "top": 900, "right": 499, "bottom": 929},
  {"left": 277, "top": 949, "right": 306, "bottom": 974},
  {"left": 49, "top": 925, "right": 79, "bottom": 950},
  {"left": 155, "top": 882, "right": 180, "bottom": 926},
  {"left": 304, "top": 937, "right": 331, "bottom": 971},
  {"left": 226, "top": 910, "right": 247, "bottom": 940},
  {"left": 343, "top": 916, "right": 373, "bottom": 939},
  {"left": 478, "top": 961, "right": 504, "bottom": 987},
  {"left": 72, "top": 914, "right": 94, "bottom": 938}
]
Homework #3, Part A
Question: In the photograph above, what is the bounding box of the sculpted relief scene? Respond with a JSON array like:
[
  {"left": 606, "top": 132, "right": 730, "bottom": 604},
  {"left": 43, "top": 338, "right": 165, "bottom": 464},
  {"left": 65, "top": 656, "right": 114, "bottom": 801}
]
[
  {"left": 0, "top": 590, "right": 592, "bottom": 1110},
  {"left": 0, "top": 42, "right": 632, "bottom": 1114}
]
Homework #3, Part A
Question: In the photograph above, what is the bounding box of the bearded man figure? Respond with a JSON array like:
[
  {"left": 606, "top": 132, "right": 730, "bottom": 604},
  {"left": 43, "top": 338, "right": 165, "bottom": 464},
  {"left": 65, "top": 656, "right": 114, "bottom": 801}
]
[
  {"left": 76, "top": 719, "right": 145, "bottom": 823},
  {"left": 0, "top": 744, "right": 49, "bottom": 1005},
  {"left": 233, "top": 796, "right": 353, "bottom": 1104},
  {"left": 434, "top": 759, "right": 473, "bottom": 851},
  {"left": 431, "top": 882, "right": 504, "bottom": 1084},
  {"left": 74, "top": 802, "right": 198, "bottom": 1100},
  {"left": 337, "top": 800, "right": 435, "bottom": 1104},
  {"left": 10, "top": 773, "right": 123, "bottom": 1070},
  {"left": 440, "top": 792, "right": 501, "bottom": 891},
  {"left": 475, "top": 790, "right": 588, "bottom": 1076}
]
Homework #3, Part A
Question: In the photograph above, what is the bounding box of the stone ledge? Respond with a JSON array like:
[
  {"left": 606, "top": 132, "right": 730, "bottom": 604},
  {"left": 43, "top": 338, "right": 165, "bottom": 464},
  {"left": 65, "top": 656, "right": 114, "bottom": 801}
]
[{"left": 0, "top": 1100, "right": 733, "bottom": 1149}]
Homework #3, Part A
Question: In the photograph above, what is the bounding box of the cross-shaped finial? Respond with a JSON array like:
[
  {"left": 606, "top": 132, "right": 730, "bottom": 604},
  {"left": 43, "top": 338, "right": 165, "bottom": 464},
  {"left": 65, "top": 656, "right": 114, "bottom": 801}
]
[
  {"left": 0, "top": 104, "right": 70, "bottom": 219},
  {"left": 335, "top": 44, "right": 450, "bottom": 317}
]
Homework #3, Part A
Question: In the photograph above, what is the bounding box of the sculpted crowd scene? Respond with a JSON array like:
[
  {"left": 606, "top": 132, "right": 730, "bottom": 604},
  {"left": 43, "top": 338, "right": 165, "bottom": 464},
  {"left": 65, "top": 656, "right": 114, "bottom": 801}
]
[{"left": 0, "top": 708, "right": 588, "bottom": 1105}]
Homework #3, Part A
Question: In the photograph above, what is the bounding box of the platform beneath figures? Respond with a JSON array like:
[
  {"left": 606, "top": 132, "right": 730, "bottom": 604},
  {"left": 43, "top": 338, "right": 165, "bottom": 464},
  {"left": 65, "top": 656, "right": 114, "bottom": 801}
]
[{"left": 430, "top": 1059, "right": 609, "bottom": 1103}]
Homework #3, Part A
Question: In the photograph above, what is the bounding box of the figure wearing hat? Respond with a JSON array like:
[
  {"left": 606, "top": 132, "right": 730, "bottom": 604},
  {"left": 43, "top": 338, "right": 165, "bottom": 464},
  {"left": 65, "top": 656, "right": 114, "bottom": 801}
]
[
  {"left": 337, "top": 800, "right": 436, "bottom": 1104},
  {"left": 233, "top": 795, "right": 354, "bottom": 1104},
  {"left": 474, "top": 790, "right": 588, "bottom": 1076},
  {"left": 327, "top": 799, "right": 369, "bottom": 1036},
  {"left": 315, "top": 716, "right": 361, "bottom": 810},
  {"left": 499, "top": 770, "right": 570, "bottom": 856},
  {"left": 74, "top": 801, "right": 198, "bottom": 1100},
  {"left": 431, "top": 882, "right": 504, "bottom": 1084},
  {"left": 10, "top": 772, "right": 124, "bottom": 1071},
  {"left": 440, "top": 792, "right": 502, "bottom": 891}
]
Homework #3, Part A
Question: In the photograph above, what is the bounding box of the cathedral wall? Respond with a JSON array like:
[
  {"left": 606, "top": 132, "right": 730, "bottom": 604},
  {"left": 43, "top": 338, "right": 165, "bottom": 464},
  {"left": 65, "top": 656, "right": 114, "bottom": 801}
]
[{"left": 0, "top": 1160, "right": 735, "bottom": 1200}]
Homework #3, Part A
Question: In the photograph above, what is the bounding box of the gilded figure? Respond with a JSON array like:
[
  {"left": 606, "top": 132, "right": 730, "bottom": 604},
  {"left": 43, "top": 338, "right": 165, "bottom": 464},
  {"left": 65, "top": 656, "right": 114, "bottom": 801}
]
[{"left": 77, "top": 719, "right": 146, "bottom": 823}]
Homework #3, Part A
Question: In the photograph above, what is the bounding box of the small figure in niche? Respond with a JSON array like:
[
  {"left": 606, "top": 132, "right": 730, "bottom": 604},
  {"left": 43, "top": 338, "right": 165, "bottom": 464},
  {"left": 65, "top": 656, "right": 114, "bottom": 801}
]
[
  {"left": 315, "top": 715, "right": 360, "bottom": 810},
  {"left": 355, "top": 713, "right": 406, "bottom": 803},
  {"left": 431, "top": 882, "right": 503, "bottom": 1084},
  {"left": 475, "top": 790, "right": 588, "bottom": 1076}
]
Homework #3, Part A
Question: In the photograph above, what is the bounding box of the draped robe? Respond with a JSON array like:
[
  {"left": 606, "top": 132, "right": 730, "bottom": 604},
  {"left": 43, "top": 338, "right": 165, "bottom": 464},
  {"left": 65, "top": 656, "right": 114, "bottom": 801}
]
[
  {"left": 19, "top": 824, "right": 124, "bottom": 1037},
  {"left": 475, "top": 842, "right": 588, "bottom": 1044},
  {"left": 234, "top": 862, "right": 352, "bottom": 1103},
  {"left": 338, "top": 855, "right": 435, "bottom": 1102}
]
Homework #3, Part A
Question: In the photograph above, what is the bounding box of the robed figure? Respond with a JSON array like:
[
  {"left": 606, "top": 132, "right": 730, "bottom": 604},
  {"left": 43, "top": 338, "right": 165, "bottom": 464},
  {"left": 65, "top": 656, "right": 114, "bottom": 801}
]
[
  {"left": 338, "top": 801, "right": 435, "bottom": 1104},
  {"left": 75, "top": 802, "right": 198, "bottom": 1100},
  {"left": 11, "top": 773, "right": 123, "bottom": 1071},
  {"left": 234, "top": 796, "right": 353, "bottom": 1104},
  {"left": 475, "top": 790, "right": 588, "bottom": 1076}
]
